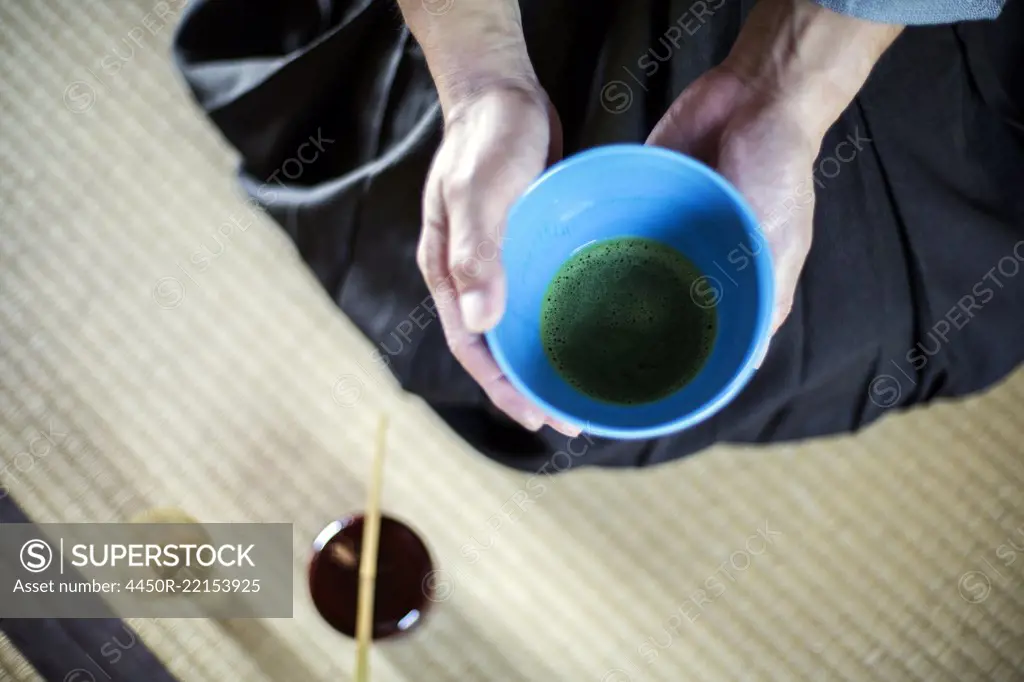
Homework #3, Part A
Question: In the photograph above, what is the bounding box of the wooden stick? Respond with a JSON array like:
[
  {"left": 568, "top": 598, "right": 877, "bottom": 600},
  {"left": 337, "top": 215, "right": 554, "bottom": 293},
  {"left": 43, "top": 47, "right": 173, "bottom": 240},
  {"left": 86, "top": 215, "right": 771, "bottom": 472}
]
[{"left": 354, "top": 415, "right": 388, "bottom": 682}]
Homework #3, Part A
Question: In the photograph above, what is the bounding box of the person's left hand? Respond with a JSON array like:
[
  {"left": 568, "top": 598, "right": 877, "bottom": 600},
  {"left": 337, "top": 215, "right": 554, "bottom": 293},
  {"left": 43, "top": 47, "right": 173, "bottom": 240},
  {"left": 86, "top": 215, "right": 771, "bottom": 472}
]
[{"left": 646, "top": 65, "right": 824, "bottom": 340}]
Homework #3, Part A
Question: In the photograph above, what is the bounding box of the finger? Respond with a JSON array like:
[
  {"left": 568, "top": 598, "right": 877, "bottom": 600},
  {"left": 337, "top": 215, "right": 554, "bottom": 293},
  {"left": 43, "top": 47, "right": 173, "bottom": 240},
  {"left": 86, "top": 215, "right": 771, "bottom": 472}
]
[
  {"left": 645, "top": 92, "right": 701, "bottom": 155},
  {"left": 715, "top": 150, "right": 814, "bottom": 333},
  {"left": 441, "top": 302, "right": 546, "bottom": 431},
  {"left": 420, "top": 134, "right": 573, "bottom": 433},
  {"left": 767, "top": 203, "right": 813, "bottom": 336},
  {"left": 772, "top": 290, "right": 796, "bottom": 334},
  {"left": 420, "top": 219, "right": 548, "bottom": 432},
  {"left": 441, "top": 262, "right": 578, "bottom": 434},
  {"left": 430, "top": 270, "right": 579, "bottom": 433},
  {"left": 645, "top": 88, "right": 720, "bottom": 162},
  {"left": 417, "top": 156, "right": 448, "bottom": 290},
  {"left": 766, "top": 222, "right": 810, "bottom": 335},
  {"left": 422, "top": 97, "right": 579, "bottom": 433},
  {"left": 645, "top": 73, "right": 751, "bottom": 162},
  {"left": 547, "top": 419, "right": 582, "bottom": 437},
  {"left": 439, "top": 290, "right": 581, "bottom": 434},
  {"left": 770, "top": 242, "right": 807, "bottom": 334}
]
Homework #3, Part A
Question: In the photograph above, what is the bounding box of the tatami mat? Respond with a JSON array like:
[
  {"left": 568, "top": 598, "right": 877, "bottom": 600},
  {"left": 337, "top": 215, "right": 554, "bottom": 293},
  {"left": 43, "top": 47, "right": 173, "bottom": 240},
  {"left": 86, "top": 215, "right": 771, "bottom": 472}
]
[{"left": 1, "top": 1, "right": 1023, "bottom": 681}]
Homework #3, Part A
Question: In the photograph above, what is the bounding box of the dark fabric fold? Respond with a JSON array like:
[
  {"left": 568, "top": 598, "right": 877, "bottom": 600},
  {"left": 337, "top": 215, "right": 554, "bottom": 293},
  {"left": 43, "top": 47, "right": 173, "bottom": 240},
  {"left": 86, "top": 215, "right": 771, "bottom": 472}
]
[{"left": 0, "top": 496, "right": 178, "bottom": 682}]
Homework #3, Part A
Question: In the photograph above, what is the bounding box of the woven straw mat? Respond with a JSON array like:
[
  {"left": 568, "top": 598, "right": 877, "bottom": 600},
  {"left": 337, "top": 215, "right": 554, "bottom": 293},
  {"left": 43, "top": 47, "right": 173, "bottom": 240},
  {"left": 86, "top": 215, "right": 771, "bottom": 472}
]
[{"left": 0, "top": 1, "right": 1022, "bottom": 680}]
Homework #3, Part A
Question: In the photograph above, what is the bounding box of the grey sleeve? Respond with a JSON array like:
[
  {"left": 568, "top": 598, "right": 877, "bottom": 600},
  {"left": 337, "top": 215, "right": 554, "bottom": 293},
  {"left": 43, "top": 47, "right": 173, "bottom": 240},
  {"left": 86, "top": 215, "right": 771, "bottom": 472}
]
[{"left": 811, "top": 0, "right": 1006, "bottom": 25}]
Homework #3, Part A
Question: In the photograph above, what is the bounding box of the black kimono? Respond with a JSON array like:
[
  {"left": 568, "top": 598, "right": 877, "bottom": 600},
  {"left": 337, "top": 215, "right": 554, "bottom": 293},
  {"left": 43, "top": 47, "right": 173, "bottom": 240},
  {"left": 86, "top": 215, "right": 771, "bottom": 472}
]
[{"left": 173, "top": 0, "right": 1024, "bottom": 471}]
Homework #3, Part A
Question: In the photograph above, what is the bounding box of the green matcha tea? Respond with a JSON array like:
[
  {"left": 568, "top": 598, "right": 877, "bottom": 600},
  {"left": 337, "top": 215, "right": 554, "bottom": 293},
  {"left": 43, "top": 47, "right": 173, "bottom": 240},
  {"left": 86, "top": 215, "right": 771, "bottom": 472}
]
[{"left": 540, "top": 237, "right": 717, "bottom": 405}]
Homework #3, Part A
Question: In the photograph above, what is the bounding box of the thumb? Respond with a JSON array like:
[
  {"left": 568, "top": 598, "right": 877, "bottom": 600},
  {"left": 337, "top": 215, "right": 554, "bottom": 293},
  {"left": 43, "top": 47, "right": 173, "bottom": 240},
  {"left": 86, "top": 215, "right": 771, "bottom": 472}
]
[
  {"left": 645, "top": 92, "right": 704, "bottom": 157},
  {"left": 645, "top": 78, "right": 735, "bottom": 164}
]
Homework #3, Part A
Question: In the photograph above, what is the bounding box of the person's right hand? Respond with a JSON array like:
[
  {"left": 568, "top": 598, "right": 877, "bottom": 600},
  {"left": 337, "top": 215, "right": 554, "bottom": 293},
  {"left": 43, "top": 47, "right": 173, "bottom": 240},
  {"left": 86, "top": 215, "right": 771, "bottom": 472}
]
[{"left": 417, "top": 80, "right": 580, "bottom": 436}]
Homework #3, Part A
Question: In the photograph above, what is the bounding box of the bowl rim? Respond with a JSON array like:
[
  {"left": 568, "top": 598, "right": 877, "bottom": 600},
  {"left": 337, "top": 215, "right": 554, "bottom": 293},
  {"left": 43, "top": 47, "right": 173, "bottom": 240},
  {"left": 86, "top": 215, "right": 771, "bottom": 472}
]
[{"left": 485, "top": 143, "right": 775, "bottom": 440}]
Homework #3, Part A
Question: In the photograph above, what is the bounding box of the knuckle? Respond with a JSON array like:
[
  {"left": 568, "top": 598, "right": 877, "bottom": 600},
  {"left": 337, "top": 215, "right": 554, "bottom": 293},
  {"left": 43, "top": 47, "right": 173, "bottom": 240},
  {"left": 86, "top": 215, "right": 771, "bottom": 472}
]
[
  {"left": 415, "top": 240, "right": 432, "bottom": 280},
  {"left": 445, "top": 334, "right": 471, "bottom": 364},
  {"left": 449, "top": 244, "right": 483, "bottom": 283},
  {"left": 451, "top": 260, "right": 487, "bottom": 291},
  {"left": 432, "top": 278, "right": 457, "bottom": 313},
  {"left": 417, "top": 231, "right": 449, "bottom": 290}
]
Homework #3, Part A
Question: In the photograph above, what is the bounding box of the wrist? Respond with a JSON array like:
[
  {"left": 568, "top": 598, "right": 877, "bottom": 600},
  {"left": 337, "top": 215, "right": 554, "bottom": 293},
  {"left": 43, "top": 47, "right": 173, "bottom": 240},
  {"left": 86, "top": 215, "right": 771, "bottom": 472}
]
[
  {"left": 721, "top": 0, "right": 902, "bottom": 137},
  {"left": 435, "top": 66, "right": 542, "bottom": 122},
  {"left": 399, "top": 0, "right": 538, "bottom": 115}
]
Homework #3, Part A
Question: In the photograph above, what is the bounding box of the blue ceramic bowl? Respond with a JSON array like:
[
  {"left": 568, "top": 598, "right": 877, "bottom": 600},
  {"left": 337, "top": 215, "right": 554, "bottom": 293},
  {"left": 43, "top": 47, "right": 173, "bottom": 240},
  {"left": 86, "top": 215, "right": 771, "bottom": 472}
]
[{"left": 485, "top": 144, "right": 774, "bottom": 440}]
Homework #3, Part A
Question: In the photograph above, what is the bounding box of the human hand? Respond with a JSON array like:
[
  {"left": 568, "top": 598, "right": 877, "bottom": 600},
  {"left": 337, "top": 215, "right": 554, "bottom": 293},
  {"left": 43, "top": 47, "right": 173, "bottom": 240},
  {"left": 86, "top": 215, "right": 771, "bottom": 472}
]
[
  {"left": 647, "top": 0, "right": 901, "bottom": 340},
  {"left": 646, "top": 67, "right": 820, "bottom": 335},
  {"left": 417, "top": 80, "right": 580, "bottom": 435}
]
